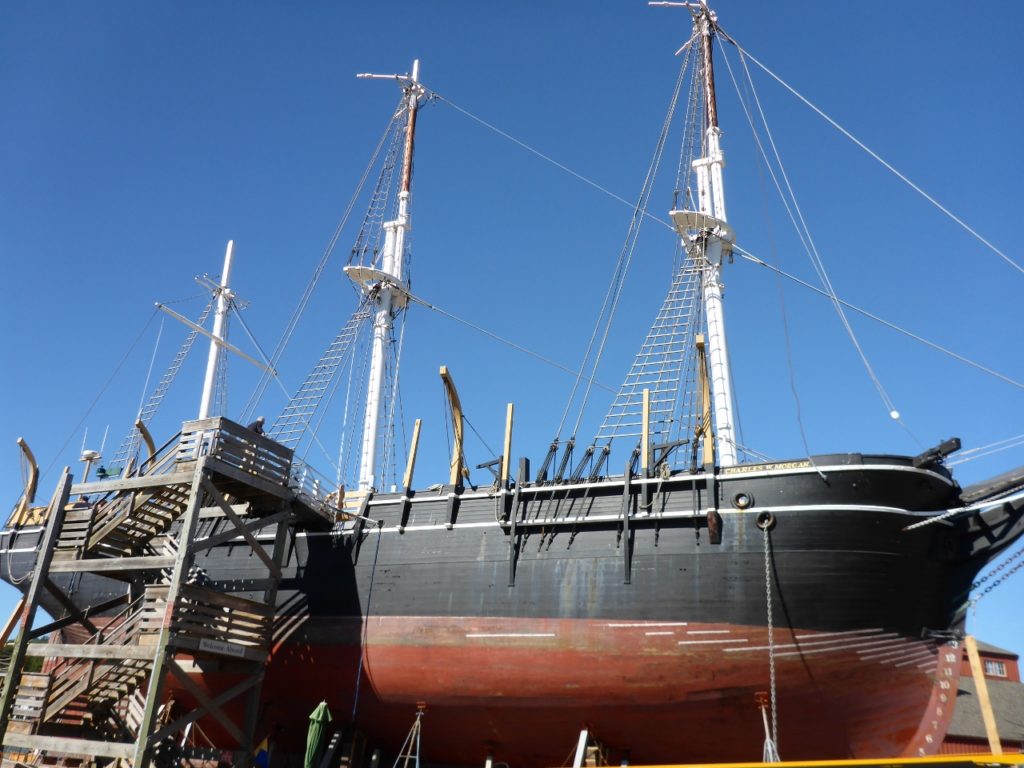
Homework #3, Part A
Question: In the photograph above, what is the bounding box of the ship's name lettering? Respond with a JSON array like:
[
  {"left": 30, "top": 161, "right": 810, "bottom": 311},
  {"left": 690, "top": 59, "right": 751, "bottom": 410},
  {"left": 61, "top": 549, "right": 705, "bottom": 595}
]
[{"left": 723, "top": 461, "right": 811, "bottom": 474}]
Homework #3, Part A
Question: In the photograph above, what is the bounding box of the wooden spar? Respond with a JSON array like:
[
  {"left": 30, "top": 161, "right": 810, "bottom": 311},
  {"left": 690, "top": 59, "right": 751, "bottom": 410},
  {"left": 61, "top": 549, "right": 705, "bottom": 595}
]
[
  {"left": 965, "top": 635, "right": 1003, "bottom": 755},
  {"left": 399, "top": 419, "right": 422, "bottom": 531},
  {"left": 440, "top": 366, "right": 466, "bottom": 487},
  {"left": 642, "top": 388, "right": 651, "bottom": 476},
  {"left": 135, "top": 418, "right": 156, "bottom": 462},
  {"left": 403, "top": 418, "right": 423, "bottom": 491},
  {"left": 500, "top": 404, "right": 514, "bottom": 488},
  {"left": 156, "top": 303, "right": 274, "bottom": 375},
  {"left": 699, "top": 3, "right": 719, "bottom": 130},
  {"left": 10, "top": 437, "right": 39, "bottom": 527},
  {"left": 400, "top": 63, "right": 420, "bottom": 194},
  {"left": 695, "top": 334, "right": 715, "bottom": 467}
]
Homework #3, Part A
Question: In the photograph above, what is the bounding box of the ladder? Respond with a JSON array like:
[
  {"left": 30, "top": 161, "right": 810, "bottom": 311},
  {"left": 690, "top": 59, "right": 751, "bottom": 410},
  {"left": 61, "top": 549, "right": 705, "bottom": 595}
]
[{"left": 0, "top": 417, "right": 298, "bottom": 767}]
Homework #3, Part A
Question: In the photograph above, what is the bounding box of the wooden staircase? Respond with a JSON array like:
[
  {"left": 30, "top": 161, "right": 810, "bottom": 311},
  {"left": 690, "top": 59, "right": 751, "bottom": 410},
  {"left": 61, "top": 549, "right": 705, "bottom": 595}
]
[{"left": 0, "top": 417, "right": 302, "bottom": 767}]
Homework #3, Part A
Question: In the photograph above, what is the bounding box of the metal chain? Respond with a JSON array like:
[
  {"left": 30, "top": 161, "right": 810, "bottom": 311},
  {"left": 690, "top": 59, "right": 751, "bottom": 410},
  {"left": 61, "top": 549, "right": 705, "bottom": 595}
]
[
  {"left": 972, "top": 545, "right": 1024, "bottom": 600},
  {"left": 763, "top": 525, "right": 780, "bottom": 761}
]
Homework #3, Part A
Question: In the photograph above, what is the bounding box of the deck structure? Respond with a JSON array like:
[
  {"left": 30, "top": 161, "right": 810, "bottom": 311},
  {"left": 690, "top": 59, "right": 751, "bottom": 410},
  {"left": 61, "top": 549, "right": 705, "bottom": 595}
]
[{"left": 0, "top": 417, "right": 332, "bottom": 766}]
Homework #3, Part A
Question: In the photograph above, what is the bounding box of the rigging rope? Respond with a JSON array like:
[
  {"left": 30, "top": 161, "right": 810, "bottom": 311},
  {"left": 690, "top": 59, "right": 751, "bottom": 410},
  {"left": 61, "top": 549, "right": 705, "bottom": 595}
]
[
  {"left": 719, "top": 40, "right": 905, "bottom": 431},
  {"left": 714, "top": 25, "right": 1022, "bottom": 277},
  {"left": 948, "top": 434, "right": 1024, "bottom": 466},
  {"left": 734, "top": 245, "right": 1024, "bottom": 391},
  {"left": 230, "top": 302, "right": 344, "bottom": 479},
  {"left": 566, "top": 51, "right": 690, "bottom": 442},
  {"left": 350, "top": 520, "right": 384, "bottom": 723},
  {"left": 406, "top": 292, "right": 615, "bottom": 394},
  {"left": 137, "top": 317, "right": 165, "bottom": 420},
  {"left": 380, "top": 316, "right": 409, "bottom": 490},
  {"left": 242, "top": 100, "right": 405, "bottom": 422},
  {"left": 337, "top": 344, "right": 358, "bottom": 488},
  {"left": 427, "top": 64, "right": 1018, "bottom": 404},
  {"left": 38, "top": 308, "right": 159, "bottom": 485},
  {"left": 431, "top": 91, "right": 672, "bottom": 234}
]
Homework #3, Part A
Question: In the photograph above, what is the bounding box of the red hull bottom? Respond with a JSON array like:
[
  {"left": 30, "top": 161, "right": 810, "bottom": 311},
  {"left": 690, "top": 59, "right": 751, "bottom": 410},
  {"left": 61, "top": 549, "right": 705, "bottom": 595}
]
[{"left": 181, "top": 618, "right": 961, "bottom": 767}]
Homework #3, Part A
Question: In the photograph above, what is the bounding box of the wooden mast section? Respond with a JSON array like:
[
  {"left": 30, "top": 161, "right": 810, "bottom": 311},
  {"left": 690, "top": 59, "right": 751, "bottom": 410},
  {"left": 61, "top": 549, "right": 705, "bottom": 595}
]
[{"left": 351, "top": 61, "right": 423, "bottom": 492}]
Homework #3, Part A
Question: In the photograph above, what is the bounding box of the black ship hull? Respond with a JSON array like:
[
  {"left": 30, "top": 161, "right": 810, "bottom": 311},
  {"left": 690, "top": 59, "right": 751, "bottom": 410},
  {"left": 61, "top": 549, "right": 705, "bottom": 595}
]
[{"left": 3, "top": 454, "right": 1021, "bottom": 765}]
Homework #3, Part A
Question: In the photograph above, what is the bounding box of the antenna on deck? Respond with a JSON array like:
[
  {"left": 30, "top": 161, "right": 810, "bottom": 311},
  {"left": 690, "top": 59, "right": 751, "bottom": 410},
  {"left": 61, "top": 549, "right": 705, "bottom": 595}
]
[{"left": 78, "top": 425, "right": 108, "bottom": 484}]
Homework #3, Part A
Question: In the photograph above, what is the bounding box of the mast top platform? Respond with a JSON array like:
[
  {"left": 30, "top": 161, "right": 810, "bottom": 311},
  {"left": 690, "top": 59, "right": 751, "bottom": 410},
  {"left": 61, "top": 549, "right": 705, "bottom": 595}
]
[{"left": 670, "top": 210, "right": 735, "bottom": 245}]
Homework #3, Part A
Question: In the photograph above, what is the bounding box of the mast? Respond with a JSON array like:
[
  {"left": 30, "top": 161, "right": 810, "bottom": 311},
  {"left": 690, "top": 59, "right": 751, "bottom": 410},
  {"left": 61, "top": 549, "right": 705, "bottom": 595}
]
[
  {"left": 198, "top": 240, "right": 235, "bottom": 419},
  {"left": 657, "top": 2, "right": 736, "bottom": 466},
  {"left": 693, "top": 3, "right": 738, "bottom": 466},
  {"left": 353, "top": 61, "right": 422, "bottom": 492}
]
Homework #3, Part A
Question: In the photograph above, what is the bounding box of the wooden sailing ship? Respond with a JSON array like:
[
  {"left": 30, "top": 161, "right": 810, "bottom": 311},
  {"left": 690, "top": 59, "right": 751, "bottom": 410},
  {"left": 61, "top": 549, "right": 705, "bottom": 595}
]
[{"left": 1, "top": 4, "right": 1023, "bottom": 767}]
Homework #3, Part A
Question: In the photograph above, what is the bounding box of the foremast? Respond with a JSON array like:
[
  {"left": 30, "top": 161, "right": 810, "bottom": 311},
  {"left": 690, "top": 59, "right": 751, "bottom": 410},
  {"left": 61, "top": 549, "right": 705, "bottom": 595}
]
[
  {"left": 198, "top": 240, "right": 235, "bottom": 419},
  {"left": 351, "top": 61, "right": 423, "bottom": 492},
  {"left": 667, "top": 2, "right": 738, "bottom": 466}
]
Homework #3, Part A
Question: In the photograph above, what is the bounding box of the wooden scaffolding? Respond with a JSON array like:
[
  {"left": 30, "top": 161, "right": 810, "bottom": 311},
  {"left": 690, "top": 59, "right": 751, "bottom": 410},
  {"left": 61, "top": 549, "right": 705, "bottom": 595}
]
[{"left": 0, "top": 417, "right": 329, "bottom": 767}]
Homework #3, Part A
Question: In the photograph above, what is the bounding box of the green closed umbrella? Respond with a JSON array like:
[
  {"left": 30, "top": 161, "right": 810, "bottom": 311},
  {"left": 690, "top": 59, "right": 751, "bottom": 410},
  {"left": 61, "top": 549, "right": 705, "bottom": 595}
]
[{"left": 305, "top": 700, "right": 332, "bottom": 768}]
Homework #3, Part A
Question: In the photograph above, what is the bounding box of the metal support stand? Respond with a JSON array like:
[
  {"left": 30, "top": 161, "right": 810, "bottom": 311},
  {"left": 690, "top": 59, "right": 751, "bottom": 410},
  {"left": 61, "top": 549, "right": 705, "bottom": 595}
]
[{"left": 393, "top": 704, "right": 426, "bottom": 768}]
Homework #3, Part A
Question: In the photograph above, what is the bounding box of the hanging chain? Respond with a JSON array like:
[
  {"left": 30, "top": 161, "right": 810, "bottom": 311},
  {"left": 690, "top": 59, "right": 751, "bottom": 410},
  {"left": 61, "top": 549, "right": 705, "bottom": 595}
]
[
  {"left": 971, "top": 545, "right": 1024, "bottom": 601},
  {"left": 763, "top": 524, "right": 781, "bottom": 761}
]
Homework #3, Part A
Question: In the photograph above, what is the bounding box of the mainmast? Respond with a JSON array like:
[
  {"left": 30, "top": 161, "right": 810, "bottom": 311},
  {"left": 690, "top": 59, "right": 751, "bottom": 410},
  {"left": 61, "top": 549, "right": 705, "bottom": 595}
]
[
  {"left": 351, "top": 61, "right": 423, "bottom": 492},
  {"left": 664, "top": 1, "right": 738, "bottom": 466}
]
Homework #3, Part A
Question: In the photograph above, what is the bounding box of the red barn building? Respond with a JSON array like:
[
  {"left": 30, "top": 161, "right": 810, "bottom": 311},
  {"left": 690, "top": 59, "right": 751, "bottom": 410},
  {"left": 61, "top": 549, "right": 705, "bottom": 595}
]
[{"left": 941, "top": 640, "right": 1024, "bottom": 754}]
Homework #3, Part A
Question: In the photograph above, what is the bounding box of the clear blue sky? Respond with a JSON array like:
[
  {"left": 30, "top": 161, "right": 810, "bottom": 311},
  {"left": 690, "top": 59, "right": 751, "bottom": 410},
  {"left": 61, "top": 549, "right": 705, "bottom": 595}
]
[{"left": 1, "top": 2, "right": 1021, "bottom": 653}]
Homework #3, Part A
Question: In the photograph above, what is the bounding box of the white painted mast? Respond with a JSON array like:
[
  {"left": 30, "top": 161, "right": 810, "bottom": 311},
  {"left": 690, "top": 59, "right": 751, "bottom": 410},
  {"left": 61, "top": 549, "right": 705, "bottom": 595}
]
[
  {"left": 198, "top": 240, "right": 235, "bottom": 419},
  {"left": 350, "top": 61, "right": 423, "bottom": 492},
  {"left": 667, "top": 1, "right": 738, "bottom": 466}
]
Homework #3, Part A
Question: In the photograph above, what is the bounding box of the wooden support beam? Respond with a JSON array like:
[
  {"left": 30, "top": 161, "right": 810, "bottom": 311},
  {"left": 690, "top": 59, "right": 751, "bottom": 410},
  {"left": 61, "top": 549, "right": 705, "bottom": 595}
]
[
  {"left": 49, "top": 555, "right": 177, "bottom": 573},
  {"left": 70, "top": 470, "right": 195, "bottom": 495},
  {"left": 130, "top": 459, "right": 209, "bottom": 767},
  {"left": 24, "top": 644, "right": 155, "bottom": 660},
  {"left": 965, "top": 635, "right": 1003, "bottom": 755},
  {"left": 43, "top": 579, "right": 99, "bottom": 635},
  {"left": 28, "top": 593, "right": 129, "bottom": 639},
  {"left": 0, "top": 597, "right": 25, "bottom": 647},
  {"left": 198, "top": 503, "right": 251, "bottom": 519},
  {"left": 242, "top": 510, "right": 293, "bottom": 755},
  {"left": 199, "top": 477, "right": 281, "bottom": 578},
  {"left": 191, "top": 508, "right": 291, "bottom": 552},
  {"left": 3, "top": 733, "right": 134, "bottom": 760},
  {"left": 0, "top": 470, "right": 72, "bottom": 749},
  {"left": 203, "top": 457, "right": 291, "bottom": 499},
  {"left": 167, "top": 659, "right": 246, "bottom": 744},
  {"left": 149, "top": 663, "right": 259, "bottom": 747}
]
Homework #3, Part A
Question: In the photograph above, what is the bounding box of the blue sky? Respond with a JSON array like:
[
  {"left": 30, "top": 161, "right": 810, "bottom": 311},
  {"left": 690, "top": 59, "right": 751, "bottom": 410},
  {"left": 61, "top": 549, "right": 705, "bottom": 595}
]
[{"left": 1, "top": 1, "right": 1021, "bottom": 656}]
